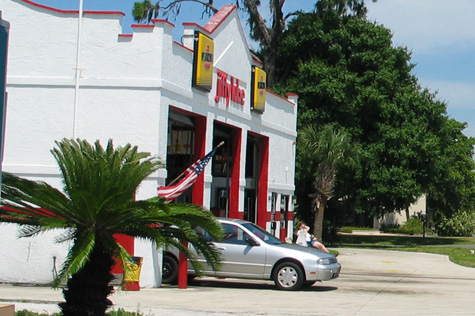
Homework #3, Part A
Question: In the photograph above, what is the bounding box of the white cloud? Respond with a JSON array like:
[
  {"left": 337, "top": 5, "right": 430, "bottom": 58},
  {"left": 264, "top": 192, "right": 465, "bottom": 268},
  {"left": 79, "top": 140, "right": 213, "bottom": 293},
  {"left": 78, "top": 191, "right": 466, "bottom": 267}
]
[
  {"left": 423, "top": 80, "right": 475, "bottom": 110},
  {"left": 366, "top": 1, "right": 475, "bottom": 138},
  {"left": 423, "top": 79, "right": 475, "bottom": 137},
  {"left": 366, "top": 0, "right": 475, "bottom": 54}
]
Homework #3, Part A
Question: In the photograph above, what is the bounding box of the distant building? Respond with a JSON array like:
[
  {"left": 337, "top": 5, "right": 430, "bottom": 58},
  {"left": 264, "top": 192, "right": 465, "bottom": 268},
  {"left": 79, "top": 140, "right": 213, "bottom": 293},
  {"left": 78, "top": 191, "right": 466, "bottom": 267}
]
[
  {"left": 375, "top": 195, "right": 427, "bottom": 229},
  {"left": 0, "top": 0, "right": 297, "bottom": 287}
]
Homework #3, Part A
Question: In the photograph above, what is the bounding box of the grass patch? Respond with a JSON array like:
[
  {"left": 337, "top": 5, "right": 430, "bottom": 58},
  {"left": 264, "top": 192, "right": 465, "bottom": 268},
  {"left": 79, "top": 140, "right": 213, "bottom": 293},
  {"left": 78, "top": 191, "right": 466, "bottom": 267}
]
[
  {"left": 336, "top": 235, "right": 473, "bottom": 247},
  {"left": 339, "top": 226, "right": 373, "bottom": 233},
  {"left": 16, "top": 312, "right": 61, "bottom": 316},
  {"left": 395, "top": 247, "right": 475, "bottom": 268},
  {"left": 334, "top": 235, "right": 475, "bottom": 267}
]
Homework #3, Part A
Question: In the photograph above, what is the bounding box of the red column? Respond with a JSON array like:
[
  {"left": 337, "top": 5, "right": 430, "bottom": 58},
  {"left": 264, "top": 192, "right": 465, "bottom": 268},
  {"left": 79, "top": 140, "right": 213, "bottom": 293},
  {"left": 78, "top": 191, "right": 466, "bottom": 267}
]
[
  {"left": 192, "top": 115, "right": 206, "bottom": 205},
  {"left": 280, "top": 221, "right": 287, "bottom": 241},
  {"left": 111, "top": 234, "right": 138, "bottom": 290},
  {"left": 179, "top": 114, "right": 206, "bottom": 289},
  {"left": 228, "top": 128, "right": 242, "bottom": 219},
  {"left": 111, "top": 234, "right": 134, "bottom": 275},
  {"left": 178, "top": 241, "right": 188, "bottom": 289},
  {"left": 257, "top": 137, "right": 269, "bottom": 229}
]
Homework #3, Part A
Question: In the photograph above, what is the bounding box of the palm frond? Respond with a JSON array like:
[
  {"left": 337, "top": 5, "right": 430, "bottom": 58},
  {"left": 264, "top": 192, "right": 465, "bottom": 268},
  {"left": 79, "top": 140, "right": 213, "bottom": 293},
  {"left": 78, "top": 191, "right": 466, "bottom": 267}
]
[
  {"left": 1, "top": 172, "right": 71, "bottom": 225},
  {"left": 53, "top": 230, "right": 95, "bottom": 287},
  {"left": 4, "top": 138, "right": 224, "bottom": 291},
  {"left": 111, "top": 201, "right": 223, "bottom": 271},
  {"left": 54, "top": 228, "right": 76, "bottom": 244},
  {"left": 17, "top": 225, "right": 42, "bottom": 237}
]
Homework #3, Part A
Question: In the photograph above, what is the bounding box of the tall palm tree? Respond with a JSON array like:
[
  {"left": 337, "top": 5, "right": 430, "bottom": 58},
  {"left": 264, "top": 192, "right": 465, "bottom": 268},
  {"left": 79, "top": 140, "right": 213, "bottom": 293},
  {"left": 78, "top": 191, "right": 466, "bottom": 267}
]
[
  {"left": 299, "top": 124, "right": 356, "bottom": 241},
  {"left": 316, "top": 0, "right": 377, "bottom": 17},
  {"left": 1, "top": 138, "right": 222, "bottom": 316},
  {"left": 132, "top": 0, "right": 162, "bottom": 23}
]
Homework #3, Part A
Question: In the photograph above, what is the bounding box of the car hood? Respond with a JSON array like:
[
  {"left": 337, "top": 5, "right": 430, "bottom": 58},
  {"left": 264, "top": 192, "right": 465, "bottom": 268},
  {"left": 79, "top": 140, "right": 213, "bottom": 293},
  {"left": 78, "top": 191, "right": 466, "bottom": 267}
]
[{"left": 271, "top": 242, "right": 336, "bottom": 259}]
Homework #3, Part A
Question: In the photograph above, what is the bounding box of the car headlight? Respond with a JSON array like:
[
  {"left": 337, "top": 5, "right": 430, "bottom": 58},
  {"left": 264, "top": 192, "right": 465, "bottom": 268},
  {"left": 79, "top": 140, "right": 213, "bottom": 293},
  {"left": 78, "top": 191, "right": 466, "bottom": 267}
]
[{"left": 317, "top": 258, "right": 332, "bottom": 265}]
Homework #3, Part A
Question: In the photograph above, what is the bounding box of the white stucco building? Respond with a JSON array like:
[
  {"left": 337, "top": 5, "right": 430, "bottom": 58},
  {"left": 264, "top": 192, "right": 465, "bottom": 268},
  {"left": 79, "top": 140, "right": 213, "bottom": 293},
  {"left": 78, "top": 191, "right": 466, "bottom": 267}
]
[{"left": 0, "top": 0, "right": 298, "bottom": 287}]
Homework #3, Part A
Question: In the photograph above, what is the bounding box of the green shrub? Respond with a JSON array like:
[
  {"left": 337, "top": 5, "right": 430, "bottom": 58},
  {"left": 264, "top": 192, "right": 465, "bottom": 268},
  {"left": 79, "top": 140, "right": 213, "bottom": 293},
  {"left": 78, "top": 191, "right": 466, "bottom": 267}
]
[
  {"left": 16, "top": 311, "right": 61, "bottom": 316},
  {"left": 400, "top": 218, "right": 424, "bottom": 235},
  {"left": 436, "top": 210, "right": 475, "bottom": 237},
  {"left": 380, "top": 218, "right": 423, "bottom": 235},
  {"left": 108, "top": 309, "right": 144, "bottom": 316},
  {"left": 339, "top": 226, "right": 373, "bottom": 233},
  {"left": 379, "top": 223, "right": 400, "bottom": 233},
  {"left": 339, "top": 226, "right": 354, "bottom": 233}
]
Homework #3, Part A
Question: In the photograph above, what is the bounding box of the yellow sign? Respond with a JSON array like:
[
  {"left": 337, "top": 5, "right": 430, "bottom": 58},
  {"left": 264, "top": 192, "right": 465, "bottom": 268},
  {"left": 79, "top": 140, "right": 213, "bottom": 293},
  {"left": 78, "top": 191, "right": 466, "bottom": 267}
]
[
  {"left": 251, "top": 66, "right": 266, "bottom": 112},
  {"left": 123, "top": 257, "right": 143, "bottom": 282},
  {"left": 192, "top": 32, "right": 214, "bottom": 91}
]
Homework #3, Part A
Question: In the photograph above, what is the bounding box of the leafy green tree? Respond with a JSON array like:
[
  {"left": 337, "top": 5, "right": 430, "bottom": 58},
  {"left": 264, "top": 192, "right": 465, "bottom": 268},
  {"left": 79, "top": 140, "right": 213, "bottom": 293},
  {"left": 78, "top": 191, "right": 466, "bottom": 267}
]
[
  {"left": 299, "top": 124, "right": 356, "bottom": 240},
  {"left": 1, "top": 139, "right": 222, "bottom": 316},
  {"left": 425, "top": 119, "right": 475, "bottom": 224},
  {"left": 274, "top": 9, "right": 475, "bottom": 226},
  {"left": 131, "top": 0, "right": 377, "bottom": 86}
]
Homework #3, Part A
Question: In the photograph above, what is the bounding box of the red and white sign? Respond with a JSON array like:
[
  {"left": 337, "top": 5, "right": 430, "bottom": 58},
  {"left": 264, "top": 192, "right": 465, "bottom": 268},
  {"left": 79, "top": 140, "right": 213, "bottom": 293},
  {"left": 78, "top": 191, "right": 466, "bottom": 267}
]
[{"left": 214, "top": 69, "right": 245, "bottom": 106}]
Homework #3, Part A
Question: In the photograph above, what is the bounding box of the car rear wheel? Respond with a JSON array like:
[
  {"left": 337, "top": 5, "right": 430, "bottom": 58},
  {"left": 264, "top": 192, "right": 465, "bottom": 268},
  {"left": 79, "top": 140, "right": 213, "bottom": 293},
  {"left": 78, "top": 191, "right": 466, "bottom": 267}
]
[
  {"left": 273, "top": 262, "right": 304, "bottom": 291},
  {"left": 162, "top": 254, "right": 179, "bottom": 284}
]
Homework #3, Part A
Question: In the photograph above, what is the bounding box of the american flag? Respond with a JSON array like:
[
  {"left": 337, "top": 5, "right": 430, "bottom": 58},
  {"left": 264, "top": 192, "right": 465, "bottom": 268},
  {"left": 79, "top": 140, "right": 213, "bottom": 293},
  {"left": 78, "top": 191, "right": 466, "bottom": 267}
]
[{"left": 158, "top": 142, "right": 223, "bottom": 203}]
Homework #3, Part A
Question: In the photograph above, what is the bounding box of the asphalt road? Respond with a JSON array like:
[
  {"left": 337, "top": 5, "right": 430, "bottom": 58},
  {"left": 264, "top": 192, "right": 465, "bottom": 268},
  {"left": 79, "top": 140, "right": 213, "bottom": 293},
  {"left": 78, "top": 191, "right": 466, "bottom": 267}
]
[{"left": 1, "top": 247, "right": 474, "bottom": 316}]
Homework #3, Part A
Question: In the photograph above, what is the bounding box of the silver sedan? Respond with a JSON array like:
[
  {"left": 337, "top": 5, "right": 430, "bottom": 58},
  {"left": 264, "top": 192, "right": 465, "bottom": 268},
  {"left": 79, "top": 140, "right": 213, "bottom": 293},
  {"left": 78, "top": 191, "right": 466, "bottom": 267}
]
[{"left": 162, "top": 218, "right": 341, "bottom": 290}]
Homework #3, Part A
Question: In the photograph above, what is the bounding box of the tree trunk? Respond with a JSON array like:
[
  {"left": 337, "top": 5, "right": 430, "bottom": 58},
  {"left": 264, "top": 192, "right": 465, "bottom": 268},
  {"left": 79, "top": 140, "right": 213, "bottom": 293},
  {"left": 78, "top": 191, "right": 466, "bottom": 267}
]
[
  {"left": 59, "top": 241, "right": 115, "bottom": 316},
  {"left": 263, "top": 50, "right": 277, "bottom": 88},
  {"left": 313, "top": 196, "right": 327, "bottom": 242}
]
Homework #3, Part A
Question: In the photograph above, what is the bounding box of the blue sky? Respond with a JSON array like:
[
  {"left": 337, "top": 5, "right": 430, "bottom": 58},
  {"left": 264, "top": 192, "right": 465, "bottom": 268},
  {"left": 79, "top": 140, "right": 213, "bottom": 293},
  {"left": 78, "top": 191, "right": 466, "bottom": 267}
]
[
  {"left": 33, "top": 0, "right": 475, "bottom": 137},
  {"left": 365, "top": 0, "right": 475, "bottom": 138}
]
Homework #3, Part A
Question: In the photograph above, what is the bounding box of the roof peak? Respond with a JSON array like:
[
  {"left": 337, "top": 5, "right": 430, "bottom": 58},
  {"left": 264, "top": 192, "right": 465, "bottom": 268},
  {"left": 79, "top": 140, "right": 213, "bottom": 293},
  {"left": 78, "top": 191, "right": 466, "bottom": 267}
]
[{"left": 203, "top": 5, "right": 237, "bottom": 34}]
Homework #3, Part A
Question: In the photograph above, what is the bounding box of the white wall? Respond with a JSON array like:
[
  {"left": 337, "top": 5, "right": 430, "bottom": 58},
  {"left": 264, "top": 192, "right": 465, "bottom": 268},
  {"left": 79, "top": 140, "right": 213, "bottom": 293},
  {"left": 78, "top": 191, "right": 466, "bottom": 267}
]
[
  {"left": 0, "top": 0, "right": 297, "bottom": 286},
  {"left": 375, "top": 195, "right": 427, "bottom": 229}
]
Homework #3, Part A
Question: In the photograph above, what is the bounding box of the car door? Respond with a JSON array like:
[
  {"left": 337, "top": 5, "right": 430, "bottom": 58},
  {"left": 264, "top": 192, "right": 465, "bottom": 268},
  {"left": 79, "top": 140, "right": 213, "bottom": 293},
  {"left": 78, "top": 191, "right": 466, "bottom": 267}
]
[{"left": 212, "top": 223, "right": 267, "bottom": 277}]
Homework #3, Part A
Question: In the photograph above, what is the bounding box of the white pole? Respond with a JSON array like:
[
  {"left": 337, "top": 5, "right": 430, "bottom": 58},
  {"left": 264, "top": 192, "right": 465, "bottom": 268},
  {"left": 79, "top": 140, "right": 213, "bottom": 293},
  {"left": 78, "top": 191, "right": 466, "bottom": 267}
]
[{"left": 73, "top": 0, "right": 84, "bottom": 138}]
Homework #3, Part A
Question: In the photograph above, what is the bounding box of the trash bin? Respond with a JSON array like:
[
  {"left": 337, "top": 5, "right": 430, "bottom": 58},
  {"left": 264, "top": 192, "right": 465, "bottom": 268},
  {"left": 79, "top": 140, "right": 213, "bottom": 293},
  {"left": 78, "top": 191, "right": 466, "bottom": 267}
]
[{"left": 123, "top": 256, "right": 143, "bottom": 291}]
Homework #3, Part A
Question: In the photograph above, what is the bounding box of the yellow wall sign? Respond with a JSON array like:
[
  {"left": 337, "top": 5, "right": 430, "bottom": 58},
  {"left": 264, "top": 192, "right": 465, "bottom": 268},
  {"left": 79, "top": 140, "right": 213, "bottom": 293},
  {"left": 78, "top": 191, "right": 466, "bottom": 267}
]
[
  {"left": 192, "top": 32, "right": 214, "bottom": 92},
  {"left": 251, "top": 66, "right": 266, "bottom": 112}
]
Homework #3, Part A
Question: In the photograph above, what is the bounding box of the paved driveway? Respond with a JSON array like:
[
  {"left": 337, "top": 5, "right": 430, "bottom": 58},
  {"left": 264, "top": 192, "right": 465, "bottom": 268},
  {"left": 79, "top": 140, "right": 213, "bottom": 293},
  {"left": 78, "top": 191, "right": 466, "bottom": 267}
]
[
  {"left": 1, "top": 248, "right": 474, "bottom": 316},
  {"left": 328, "top": 248, "right": 475, "bottom": 316}
]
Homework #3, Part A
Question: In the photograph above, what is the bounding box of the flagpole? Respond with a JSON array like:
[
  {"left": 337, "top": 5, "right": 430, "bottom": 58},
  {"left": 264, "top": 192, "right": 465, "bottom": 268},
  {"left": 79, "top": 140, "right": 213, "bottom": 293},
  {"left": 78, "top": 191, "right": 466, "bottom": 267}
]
[
  {"left": 167, "top": 141, "right": 225, "bottom": 186},
  {"left": 73, "top": 0, "right": 84, "bottom": 138}
]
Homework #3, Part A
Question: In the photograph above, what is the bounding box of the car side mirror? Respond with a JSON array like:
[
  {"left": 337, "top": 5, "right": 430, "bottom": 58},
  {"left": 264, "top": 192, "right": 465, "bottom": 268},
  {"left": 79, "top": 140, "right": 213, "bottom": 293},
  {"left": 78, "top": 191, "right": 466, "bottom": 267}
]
[{"left": 245, "top": 237, "right": 259, "bottom": 246}]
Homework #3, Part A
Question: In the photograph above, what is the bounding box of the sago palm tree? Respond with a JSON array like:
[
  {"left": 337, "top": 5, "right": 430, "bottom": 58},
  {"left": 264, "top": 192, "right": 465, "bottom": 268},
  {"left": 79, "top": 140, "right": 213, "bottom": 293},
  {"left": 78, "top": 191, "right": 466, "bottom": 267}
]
[
  {"left": 1, "top": 138, "right": 222, "bottom": 316},
  {"left": 299, "top": 124, "right": 356, "bottom": 241}
]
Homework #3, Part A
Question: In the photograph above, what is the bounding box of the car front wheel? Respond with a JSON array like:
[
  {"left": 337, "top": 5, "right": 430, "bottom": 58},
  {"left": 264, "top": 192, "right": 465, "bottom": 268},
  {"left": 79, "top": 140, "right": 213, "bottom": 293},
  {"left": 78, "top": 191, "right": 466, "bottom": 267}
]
[
  {"left": 273, "top": 262, "right": 304, "bottom": 291},
  {"left": 304, "top": 280, "right": 316, "bottom": 287},
  {"left": 162, "top": 254, "right": 179, "bottom": 284}
]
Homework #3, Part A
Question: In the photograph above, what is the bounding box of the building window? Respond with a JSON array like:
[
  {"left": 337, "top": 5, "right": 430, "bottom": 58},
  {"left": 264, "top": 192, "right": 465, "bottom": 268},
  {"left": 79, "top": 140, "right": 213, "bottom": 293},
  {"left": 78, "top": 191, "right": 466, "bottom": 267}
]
[{"left": 166, "top": 111, "right": 195, "bottom": 203}]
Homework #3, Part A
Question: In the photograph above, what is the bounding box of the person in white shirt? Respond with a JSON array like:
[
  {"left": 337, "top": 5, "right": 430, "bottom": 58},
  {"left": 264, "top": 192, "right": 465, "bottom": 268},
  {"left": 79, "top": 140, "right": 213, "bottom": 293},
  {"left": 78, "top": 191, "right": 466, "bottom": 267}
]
[{"left": 295, "top": 222, "right": 329, "bottom": 253}]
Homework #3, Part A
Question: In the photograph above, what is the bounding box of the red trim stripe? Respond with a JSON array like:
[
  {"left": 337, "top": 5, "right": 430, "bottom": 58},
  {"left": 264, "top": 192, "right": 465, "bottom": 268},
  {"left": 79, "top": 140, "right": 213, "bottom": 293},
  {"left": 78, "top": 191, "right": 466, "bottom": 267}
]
[
  {"left": 203, "top": 5, "right": 236, "bottom": 34},
  {"left": 19, "top": 0, "right": 125, "bottom": 16},
  {"left": 1, "top": 206, "right": 65, "bottom": 220},
  {"left": 131, "top": 24, "right": 154, "bottom": 29}
]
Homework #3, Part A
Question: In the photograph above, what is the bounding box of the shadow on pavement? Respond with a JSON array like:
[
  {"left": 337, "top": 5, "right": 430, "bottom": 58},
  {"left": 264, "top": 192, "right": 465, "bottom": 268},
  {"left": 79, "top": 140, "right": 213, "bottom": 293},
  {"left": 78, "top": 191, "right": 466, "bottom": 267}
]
[{"left": 188, "top": 278, "right": 338, "bottom": 292}]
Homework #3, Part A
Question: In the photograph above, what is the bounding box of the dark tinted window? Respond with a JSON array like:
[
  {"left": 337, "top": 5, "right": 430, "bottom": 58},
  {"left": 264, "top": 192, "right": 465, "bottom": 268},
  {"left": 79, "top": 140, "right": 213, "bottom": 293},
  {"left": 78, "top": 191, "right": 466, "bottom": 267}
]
[
  {"left": 219, "top": 223, "right": 252, "bottom": 245},
  {"left": 242, "top": 223, "right": 282, "bottom": 245}
]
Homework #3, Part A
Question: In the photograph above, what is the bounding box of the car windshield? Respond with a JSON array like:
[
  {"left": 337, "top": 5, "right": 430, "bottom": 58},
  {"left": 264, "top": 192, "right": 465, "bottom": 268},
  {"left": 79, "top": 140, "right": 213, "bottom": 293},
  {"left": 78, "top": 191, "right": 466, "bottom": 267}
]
[{"left": 241, "top": 222, "right": 283, "bottom": 245}]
